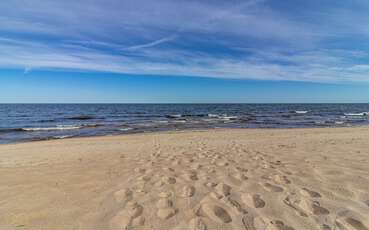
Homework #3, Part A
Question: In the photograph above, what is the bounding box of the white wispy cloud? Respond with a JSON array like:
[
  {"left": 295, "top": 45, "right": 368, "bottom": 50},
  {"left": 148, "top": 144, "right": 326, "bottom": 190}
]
[
  {"left": 123, "top": 35, "right": 177, "bottom": 51},
  {"left": 0, "top": 0, "right": 369, "bottom": 82}
]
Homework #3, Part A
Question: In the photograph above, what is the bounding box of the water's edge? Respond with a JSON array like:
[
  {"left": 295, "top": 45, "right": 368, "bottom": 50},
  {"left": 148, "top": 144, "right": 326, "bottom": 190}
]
[{"left": 1, "top": 104, "right": 369, "bottom": 144}]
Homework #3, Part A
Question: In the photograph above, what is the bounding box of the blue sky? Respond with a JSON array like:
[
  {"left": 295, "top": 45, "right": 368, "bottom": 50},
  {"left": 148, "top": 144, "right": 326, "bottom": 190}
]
[{"left": 1, "top": 0, "right": 369, "bottom": 103}]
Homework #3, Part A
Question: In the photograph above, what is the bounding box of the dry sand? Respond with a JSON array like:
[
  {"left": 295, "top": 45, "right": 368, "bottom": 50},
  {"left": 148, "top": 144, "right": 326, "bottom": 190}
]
[{"left": 1, "top": 127, "right": 369, "bottom": 230}]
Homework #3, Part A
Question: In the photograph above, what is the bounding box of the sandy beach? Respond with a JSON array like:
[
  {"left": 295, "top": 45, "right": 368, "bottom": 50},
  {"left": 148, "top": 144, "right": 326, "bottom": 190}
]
[{"left": 0, "top": 127, "right": 369, "bottom": 230}]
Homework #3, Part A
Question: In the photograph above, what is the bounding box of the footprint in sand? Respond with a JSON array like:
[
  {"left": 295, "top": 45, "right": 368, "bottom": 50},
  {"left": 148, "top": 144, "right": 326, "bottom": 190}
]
[
  {"left": 214, "top": 182, "right": 232, "bottom": 197},
  {"left": 210, "top": 191, "right": 223, "bottom": 200},
  {"left": 132, "top": 181, "right": 147, "bottom": 193},
  {"left": 273, "top": 174, "right": 291, "bottom": 184},
  {"left": 234, "top": 172, "right": 248, "bottom": 181},
  {"left": 263, "top": 183, "right": 284, "bottom": 192},
  {"left": 242, "top": 215, "right": 273, "bottom": 230},
  {"left": 178, "top": 185, "right": 195, "bottom": 197},
  {"left": 156, "top": 198, "right": 173, "bottom": 209},
  {"left": 137, "top": 175, "right": 151, "bottom": 182},
  {"left": 114, "top": 188, "right": 133, "bottom": 203},
  {"left": 241, "top": 215, "right": 258, "bottom": 230},
  {"left": 271, "top": 220, "right": 295, "bottom": 230},
  {"left": 191, "top": 163, "right": 202, "bottom": 170},
  {"left": 189, "top": 217, "right": 207, "bottom": 230},
  {"left": 335, "top": 217, "right": 369, "bottom": 230},
  {"left": 300, "top": 188, "right": 321, "bottom": 198},
  {"left": 156, "top": 198, "right": 177, "bottom": 220},
  {"left": 225, "top": 196, "right": 248, "bottom": 214},
  {"left": 309, "top": 201, "right": 330, "bottom": 215},
  {"left": 154, "top": 180, "right": 165, "bottom": 187},
  {"left": 159, "top": 191, "right": 173, "bottom": 198},
  {"left": 322, "top": 224, "right": 332, "bottom": 230},
  {"left": 283, "top": 195, "right": 308, "bottom": 217},
  {"left": 335, "top": 210, "right": 369, "bottom": 230},
  {"left": 226, "top": 174, "right": 243, "bottom": 186},
  {"left": 162, "top": 175, "right": 177, "bottom": 184},
  {"left": 109, "top": 201, "right": 144, "bottom": 230},
  {"left": 284, "top": 195, "right": 329, "bottom": 216},
  {"left": 171, "top": 218, "right": 208, "bottom": 230},
  {"left": 241, "top": 193, "right": 266, "bottom": 208},
  {"left": 200, "top": 202, "right": 232, "bottom": 223},
  {"left": 183, "top": 171, "right": 198, "bottom": 181},
  {"left": 205, "top": 182, "right": 217, "bottom": 188},
  {"left": 235, "top": 166, "right": 248, "bottom": 173},
  {"left": 242, "top": 216, "right": 295, "bottom": 230},
  {"left": 156, "top": 195, "right": 177, "bottom": 219},
  {"left": 216, "top": 160, "right": 229, "bottom": 167}
]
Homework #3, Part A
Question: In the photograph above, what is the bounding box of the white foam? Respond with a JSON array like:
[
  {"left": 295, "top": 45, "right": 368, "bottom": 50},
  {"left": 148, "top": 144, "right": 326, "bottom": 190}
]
[
  {"left": 208, "top": 114, "right": 220, "bottom": 118},
  {"left": 166, "top": 114, "right": 182, "bottom": 118},
  {"left": 221, "top": 116, "right": 238, "bottom": 120},
  {"left": 119, "top": 127, "right": 133, "bottom": 131},
  {"left": 22, "top": 125, "right": 81, "bottom": 131},
  {"left": 154, "top": 120, "right": 169, "bottom": 123},
  {"left": 295, "top": 111, "right": 308, "bottom": 114},
  {"left": 344, "top": 112, "right": 369, "bottom": 116},
  {"left": 53, "top": 135, "right": 73, "bottom": 139},
  {"left": 172, "top": 120, "right": 186, "bottom": 123}
]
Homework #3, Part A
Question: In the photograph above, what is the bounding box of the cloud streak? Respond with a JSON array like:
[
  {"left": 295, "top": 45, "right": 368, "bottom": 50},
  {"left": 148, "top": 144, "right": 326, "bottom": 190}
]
[{"left": 123, "top": 35, "right": 177, "bottom": 51}]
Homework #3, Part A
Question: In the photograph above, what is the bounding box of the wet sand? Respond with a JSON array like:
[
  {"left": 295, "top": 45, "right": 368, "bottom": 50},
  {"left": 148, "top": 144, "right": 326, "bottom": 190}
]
[{"left": 0, "top": 127, "right": 369, "bottom": 230}]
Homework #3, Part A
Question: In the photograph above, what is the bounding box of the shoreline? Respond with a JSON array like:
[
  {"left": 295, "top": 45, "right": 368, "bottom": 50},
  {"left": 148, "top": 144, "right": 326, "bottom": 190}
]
[
  {"left": 2, "top": 125, "right": 369, "bottom": 146},
  {"left": 1, "top": 127, "right": 369, "bottom": 229}
]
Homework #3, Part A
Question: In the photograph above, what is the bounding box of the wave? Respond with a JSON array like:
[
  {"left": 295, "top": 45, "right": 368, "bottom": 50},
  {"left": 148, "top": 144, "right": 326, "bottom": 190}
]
[
  {"left": 52, "top": 135, "right": 74, "bottom": 139},
  {"left": 154, "top": 120, "right": 169, "bottom": 123},
  {"left": 0, "top": 128, "right": 24, "bottom": 133},
  {"left": 182, "top": 114, "right": 208, "bottom": 117},
  {"left": 22, "top": 125, "right": 82, "bottom": 131},
  {"left": 67, "top": 115, "right": 96, "bottom": 120},
  {"left": 83, "top": 124, "right": 103, "bottom": 128},
  {"left": 221, "top": 116, "right": 238, "bottom": 120},
  {"left": 119, "top": 127, "right": 133, "bottom": 131},
  {"left": 38, "top": 119, "right": 57, "bottom": 123},
  {"left": 344, "top": 112, "right": 369, "bottom": 116},
  {"left": 166, "top": 113, "right": 224, "bottom": 119},
  {"left": 20, "top": 123, "right": 103, "bottom": 132},
  {"left": 207, "top": 114, "right": 220, "bottom": 118},
  {"left": 166, "top": 113, "right": 240, "bottom": 118},
  {"left": 165, "top": 114, "right": 183, "bottom": 119},
  {"left": 294, "top": 111, "right": 308, "bottom": 114}
]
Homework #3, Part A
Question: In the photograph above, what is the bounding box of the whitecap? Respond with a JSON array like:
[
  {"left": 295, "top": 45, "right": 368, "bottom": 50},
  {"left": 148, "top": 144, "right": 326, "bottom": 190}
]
[
  {"left": 295, "top": 111, "right": 308, "bottom": 114},
  {"left": 208, "top": 114, "right": 220, "bottom": 118},
  {"left": 166, "top": 114, "right": 182, "bottom": 119},
  {"left": 344, "top": 112, "right": 369, "bottom": 116},
  {"left": 221, "top": 116, "right": 238, "bottom": 120}
]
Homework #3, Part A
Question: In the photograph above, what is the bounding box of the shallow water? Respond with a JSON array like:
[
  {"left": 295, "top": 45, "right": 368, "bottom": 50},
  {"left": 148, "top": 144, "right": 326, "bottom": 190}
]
[{"left": 1, "top": 104, "right": 369, "bottom": 144}]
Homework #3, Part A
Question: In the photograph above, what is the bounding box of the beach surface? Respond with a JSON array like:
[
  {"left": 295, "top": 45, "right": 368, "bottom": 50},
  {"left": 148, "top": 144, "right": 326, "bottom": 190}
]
[{"left": 0, "top": 127, "right": 369, "bottom": 230}]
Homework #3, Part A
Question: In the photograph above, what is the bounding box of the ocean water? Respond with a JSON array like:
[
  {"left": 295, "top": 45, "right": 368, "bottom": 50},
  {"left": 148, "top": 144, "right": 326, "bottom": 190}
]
[{"left": 1, "top": 104, "right": 369, "bottom": 144}]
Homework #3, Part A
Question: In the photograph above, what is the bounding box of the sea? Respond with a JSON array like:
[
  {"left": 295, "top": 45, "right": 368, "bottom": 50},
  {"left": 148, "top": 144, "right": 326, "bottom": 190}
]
[{"left": 1, "top": 104, "right": 369, "bottom": 144}]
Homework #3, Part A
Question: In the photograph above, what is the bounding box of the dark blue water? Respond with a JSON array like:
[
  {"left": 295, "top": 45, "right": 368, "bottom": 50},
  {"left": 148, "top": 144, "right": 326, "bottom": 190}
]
[{"left": 1, "top": 104, "right": 369, "bottom": 144}]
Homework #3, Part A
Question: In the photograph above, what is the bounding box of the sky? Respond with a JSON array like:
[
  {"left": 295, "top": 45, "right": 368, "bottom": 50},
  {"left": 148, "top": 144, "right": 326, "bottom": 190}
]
[{"left": 1, "top": 0, "right": 369, "bottom": 103}]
